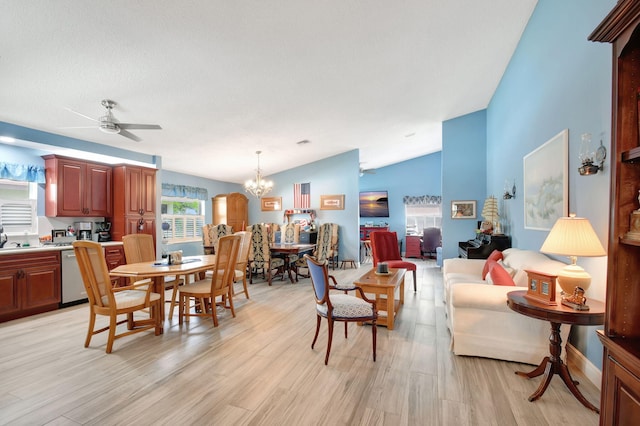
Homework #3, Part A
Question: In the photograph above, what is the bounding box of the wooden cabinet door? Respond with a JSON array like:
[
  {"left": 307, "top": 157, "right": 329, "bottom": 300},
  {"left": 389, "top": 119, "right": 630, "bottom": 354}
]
[
  {"left": 85, "top": 163, "right": 112, "bottom": 217},
  {"left": 105, "top": 246, "right": 126, "bottom": 287},
  {"left": 227, "top": 193, "right": 248, "bottom": 231},
  {"left": 57, "top": 159, "right": 84, "bottom": 216},
  {"left": 124, "top": 166, "right": 143, "bottom": 216},
  {"left": 0, "top": 269, "right": 20, "bottom": 317},
  {"left": 22, "top": 264, "right": 61, "bottom": 310},
  {"left": 141, "top": 168, "right": 156, "bottom": 216}
]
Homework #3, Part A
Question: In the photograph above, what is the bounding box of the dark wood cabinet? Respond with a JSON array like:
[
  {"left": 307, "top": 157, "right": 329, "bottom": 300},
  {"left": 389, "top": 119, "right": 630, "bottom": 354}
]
[
  {"left": 112, "top": 165, "right": 157, "bottom": 244},
  {"left": 43, "top": 155, "right": 113, "bottom": 217},
  {"left": 0, "top": 251, "right": 61, "bottom": 322},
  {"left": 590, "top": 2, "right": 640, "bottom": 423},
  {"left": 212, "top": 192, "right": 248, "bottom": 232},
  {"left": 104, "top": 245, "right": 126, "bottom": 287},
  {"left": 405, "top": 235, "right": 422, "bottom": 258}
]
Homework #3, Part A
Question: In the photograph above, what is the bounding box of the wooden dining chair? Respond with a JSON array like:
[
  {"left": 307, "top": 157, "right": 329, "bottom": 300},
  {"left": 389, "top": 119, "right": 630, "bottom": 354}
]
[
  {"left": 305, "top": 254, "right": 377, "bottom": 365},
  {"left": 178, "top": 234, "right": 241, "bottom": 326},
  {"left": 73, "top": 240, "right": 162, "bottom": 353},
  {"left": 122, "top": 234, "right": 184, "bottom": 317},
  {"left": 233, "top": 231, "right": 253, "bottom": 299}
]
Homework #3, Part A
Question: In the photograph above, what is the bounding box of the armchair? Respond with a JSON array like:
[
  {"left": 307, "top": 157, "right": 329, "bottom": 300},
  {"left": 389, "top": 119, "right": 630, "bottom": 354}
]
[
  {"left": 421, "top": 227, "right": 441, "bottom": 259},
  {"left": 370, "top": 231, "right": 418, "bottom": 292}
]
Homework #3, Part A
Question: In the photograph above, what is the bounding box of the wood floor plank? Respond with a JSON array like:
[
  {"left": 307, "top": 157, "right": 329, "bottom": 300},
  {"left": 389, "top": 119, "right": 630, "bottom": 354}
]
[{"left": 0, "top": 260, "right": 601, "bottom": 425}]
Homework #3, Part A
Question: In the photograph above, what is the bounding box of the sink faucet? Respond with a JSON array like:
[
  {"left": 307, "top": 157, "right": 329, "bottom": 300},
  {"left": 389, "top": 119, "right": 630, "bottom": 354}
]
[{"left": 0, "top": 226, "right": 7, "bottom": 248}]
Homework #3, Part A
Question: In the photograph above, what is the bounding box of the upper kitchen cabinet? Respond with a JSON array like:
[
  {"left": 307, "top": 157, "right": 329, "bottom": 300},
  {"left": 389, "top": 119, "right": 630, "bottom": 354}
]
[
  {"left": 43, "top": 155, "right": 113, "bottom": 217},
  {"left": 111, "top": 165, "right": 157, "bottom": 242}
]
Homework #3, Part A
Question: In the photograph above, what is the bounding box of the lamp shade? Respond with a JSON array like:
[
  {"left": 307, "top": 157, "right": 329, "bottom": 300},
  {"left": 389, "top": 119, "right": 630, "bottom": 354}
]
[{"left": 540, "top": 215, "right": 606, "bottom": 257}]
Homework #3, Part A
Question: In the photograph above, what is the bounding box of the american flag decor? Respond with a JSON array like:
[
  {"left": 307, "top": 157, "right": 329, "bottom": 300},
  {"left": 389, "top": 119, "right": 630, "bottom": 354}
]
[{"left": 294, "top": 182, "right": 311, "bottom": 209}]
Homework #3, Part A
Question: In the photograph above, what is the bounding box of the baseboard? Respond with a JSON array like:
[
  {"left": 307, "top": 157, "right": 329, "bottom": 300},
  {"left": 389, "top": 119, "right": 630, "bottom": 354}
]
[{"left": 566, "top": 343, "right": 601, "bottom": 391}]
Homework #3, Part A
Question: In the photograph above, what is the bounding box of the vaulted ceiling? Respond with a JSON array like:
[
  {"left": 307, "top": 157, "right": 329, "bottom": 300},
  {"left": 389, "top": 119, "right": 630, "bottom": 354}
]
[{"left": 0, "top": 1, "right": 537, "bottom": 182}]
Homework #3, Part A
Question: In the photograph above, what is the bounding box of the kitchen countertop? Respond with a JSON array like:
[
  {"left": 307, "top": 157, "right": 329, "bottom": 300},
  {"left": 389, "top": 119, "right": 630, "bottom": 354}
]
[{"left": 0, "top": 241, "right": 123, "bottom": 255}]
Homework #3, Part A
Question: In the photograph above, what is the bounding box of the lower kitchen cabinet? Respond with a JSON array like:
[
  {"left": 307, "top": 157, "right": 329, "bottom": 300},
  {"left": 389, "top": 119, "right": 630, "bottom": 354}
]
[
  {"left": 105, "top": 245, "right": 126, "bottom": 287},
  {"left": 0, "top": 251, "right": 61, "bottom": 322}
]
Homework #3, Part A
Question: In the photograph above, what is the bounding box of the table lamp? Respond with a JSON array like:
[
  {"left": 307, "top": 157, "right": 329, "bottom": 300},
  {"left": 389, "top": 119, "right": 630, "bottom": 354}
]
[{"left": 540, "top": 214, "right": 606, "bottom": 309}]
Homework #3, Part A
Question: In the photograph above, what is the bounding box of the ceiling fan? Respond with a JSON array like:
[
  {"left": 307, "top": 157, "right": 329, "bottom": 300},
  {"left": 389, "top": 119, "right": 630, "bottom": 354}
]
[
  {"left": 359, "top": 164, "right": 376, "bottom": 177},
  {"left": 63, "top": 99, "right": 162, "bottom": 142}
]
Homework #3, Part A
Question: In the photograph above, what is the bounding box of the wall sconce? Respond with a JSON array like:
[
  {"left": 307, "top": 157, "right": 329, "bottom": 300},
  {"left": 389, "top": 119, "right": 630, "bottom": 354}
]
[
  {"left": 578, "top": 133, "right": 607, "bottom": 176},
  {"left": 503, "top": 179, "right": 516, "bottom": 200}
]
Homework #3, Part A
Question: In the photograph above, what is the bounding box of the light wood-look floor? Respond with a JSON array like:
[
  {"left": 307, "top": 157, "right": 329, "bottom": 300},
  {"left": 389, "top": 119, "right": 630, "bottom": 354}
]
[{"left": 0, "top": 260, "right": 601, "bottom": 425}]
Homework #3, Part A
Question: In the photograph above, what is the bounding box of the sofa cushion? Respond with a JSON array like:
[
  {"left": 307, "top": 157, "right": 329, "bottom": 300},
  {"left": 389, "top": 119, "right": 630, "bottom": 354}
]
[
  {"left": 487, "top": 260, "right": 516, "bottom": 286},
  {"left": 482, "top": 250, "right": 504, "bottom": 279}
]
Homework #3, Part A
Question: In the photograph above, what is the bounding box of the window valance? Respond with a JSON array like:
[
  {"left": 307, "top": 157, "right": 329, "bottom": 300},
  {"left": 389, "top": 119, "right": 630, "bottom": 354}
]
[
  {"left": 161, "top": 183, "right": 208, "bottom": 200},
  {"left": 0, "top": 162, "right": 45, "bottom": 183},
  {"left": 403, "top": 195, "right": 442, "bottom": 206}
]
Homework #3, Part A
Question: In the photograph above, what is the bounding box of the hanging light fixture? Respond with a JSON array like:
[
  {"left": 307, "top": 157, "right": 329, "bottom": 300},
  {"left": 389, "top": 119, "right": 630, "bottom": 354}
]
[{"left": 244, "top": 150, "right": 274, "bottom": 198}]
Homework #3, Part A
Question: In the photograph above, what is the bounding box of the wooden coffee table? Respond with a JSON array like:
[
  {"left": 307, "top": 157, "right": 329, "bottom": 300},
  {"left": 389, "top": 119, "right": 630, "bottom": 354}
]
[{"left": 354, "top": 268, "right": 406, "bottom": 330}]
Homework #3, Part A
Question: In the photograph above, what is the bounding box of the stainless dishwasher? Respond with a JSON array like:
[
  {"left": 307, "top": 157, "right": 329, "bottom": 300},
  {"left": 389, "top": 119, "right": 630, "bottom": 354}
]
[{"left": 61, "top": 248, "right": 88, "bottom": 305}]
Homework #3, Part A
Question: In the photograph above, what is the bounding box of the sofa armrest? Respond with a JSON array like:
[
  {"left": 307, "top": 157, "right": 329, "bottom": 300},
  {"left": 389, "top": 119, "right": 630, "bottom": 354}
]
[
  {"left": 443, "top": 258, "right": 485, "bottom": 277},
  {"left": 451, "top": 283, "right": 518, "bottom": 313}
]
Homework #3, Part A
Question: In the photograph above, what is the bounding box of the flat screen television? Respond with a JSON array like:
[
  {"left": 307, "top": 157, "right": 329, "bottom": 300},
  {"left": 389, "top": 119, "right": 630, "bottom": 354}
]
[{"left": 359, "top": 191, "right": 389, "bottom": 217}]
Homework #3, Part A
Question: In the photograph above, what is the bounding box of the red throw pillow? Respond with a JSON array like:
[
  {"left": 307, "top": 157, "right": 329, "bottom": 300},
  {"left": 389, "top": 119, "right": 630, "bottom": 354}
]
[
  {"left": 488, "top": 261, "right": 516, "bottom": 286},
  {"left": 482, "top": 250, "right": 504, "bottom": 280}
]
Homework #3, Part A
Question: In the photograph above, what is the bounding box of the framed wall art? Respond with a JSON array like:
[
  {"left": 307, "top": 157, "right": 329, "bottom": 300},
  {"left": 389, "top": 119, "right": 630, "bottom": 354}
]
[
  {"left": 451, "top": 200, "right": 476, "bottom": 219},
  {"left": 524, "top": 129, "right": 569, "bottom": 230},
  {"left": 320, "top": 194, "right": 345, "bottom": 210},
  {"left": 260, "top": 197, "right": 282, "bottom": 211}
]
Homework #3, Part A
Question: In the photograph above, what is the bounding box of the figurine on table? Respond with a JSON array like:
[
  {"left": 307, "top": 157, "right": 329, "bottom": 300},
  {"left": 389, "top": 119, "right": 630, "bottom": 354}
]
[{"left": 562, "top": 286, "right": 590, "bottom": 310}]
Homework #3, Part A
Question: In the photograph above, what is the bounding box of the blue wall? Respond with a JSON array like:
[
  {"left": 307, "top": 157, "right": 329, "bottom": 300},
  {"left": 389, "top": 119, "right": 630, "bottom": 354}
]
[
  {"left": 441, "top": 110, "right": 487, "bottom": 260},
  {"left": 359, "top": 151, "right": 442, "bottom": 251}
]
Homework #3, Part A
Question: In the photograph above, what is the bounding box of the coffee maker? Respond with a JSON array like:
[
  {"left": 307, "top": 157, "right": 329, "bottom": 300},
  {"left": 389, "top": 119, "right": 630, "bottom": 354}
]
[
  {"left": 74, "top": 222, "right": 93, "bottom": 240},
  {"left": 95, "top": 221, "right": 112, "bottom": 242}
]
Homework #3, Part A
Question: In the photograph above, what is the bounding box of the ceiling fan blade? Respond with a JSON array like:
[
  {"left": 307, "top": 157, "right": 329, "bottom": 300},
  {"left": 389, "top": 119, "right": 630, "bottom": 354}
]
[
  {"left": 58, "top": 126, "right": 97, "bottom": 129},
  {"left": 118, "top": 123, "right": 162, "bottom": 130},
  {"left": 118, "top": 129, "right": 142, "bottom": 142},
  {"left": 65, "top": 107, "right": 98, "bottom": 122}
]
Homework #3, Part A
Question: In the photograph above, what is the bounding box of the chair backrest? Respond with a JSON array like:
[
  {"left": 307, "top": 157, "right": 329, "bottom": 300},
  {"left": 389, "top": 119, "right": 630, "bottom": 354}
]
[
  {"left": 210, "top": 234, "right": 241, "bottom": 291},
  {"left": 422, "top": 227, "right": 442, "bottom": 252},
  {"left": 305, "top": 254, "right": 329, "bottom": 306},
  {"left": 234, "top": 231, "right": 253, "bottom": 270},
  {"left": 73, "top": 240, "right": 115, "bottom": 308},
  {"left": 370, "top": 231, "right": 402, "bottom": 266},
  {"left": 202, "top": 224, "right": 233, "bottom": 252},
  {"left": 248, "top": 224, "right": 271, "bottom": 267},
  {"left": 122, "top": 233, "right": 156, "bottom": 263},
  {"left": 265, "top": 223, "right": 280, "bottom": 242},
  {"left": 281, "top": 223, "right": 300, "bottom": 244},
  {"left": 315, "top": 223, "right": 339, "bottom": 262}
]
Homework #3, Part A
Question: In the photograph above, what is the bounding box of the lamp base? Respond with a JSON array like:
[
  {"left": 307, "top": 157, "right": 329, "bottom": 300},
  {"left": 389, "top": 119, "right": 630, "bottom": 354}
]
[{"left": 557, "top": 264, "right": 591, "bottom": 295}]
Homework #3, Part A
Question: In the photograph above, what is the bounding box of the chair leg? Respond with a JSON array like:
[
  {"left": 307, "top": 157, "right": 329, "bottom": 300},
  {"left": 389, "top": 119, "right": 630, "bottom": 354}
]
[
  {"left": 311, "top": 315, "right": 321, "bottom": 349},
  {"left": 169, "top": 282, "right": 179, "bottom": 318},
  {"left": 85, "top": 311, "right": 96, "bottom": 348},
  {"left": 154, "top": 300, "right": 162, "bottom": 335},
  {"left": 227, "top": 289, "right": 236, "bottom": 318},
  {"left": 178, "top": 293, "right": 184, "bottom": 325},
  {"left": 325, "top": 317, "right": 335, "bottom": 365},
  {"left": 413, "top": 270, "right": 417, "bottom": 292},
  {"left": 372, "top": 321, "right": 377, "bottom": 362},
  {"left": 106, "top": 313, "right": 118, "bottom": 354},
  {"left": 210, "top": 297, "right": 219, "bottom": 327},
  {"left": 344, "top": 321, "right": 348, "bottom": 339},
  {"left": 242, "top": 275, "right": 250, "bottom": 299}
]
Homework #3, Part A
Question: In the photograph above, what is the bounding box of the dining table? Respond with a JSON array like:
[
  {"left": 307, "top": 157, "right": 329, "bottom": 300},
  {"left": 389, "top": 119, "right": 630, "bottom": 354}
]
[
  {"left": 109, "top": 254, "right": 217, "bottom": 328},
  {"left": 269, "top": 243, "right": 316, "bottom": 283}
]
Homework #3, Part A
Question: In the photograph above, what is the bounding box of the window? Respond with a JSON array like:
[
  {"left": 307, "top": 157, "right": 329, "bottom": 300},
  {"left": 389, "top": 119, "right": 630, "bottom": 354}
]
[
  {"left": 405, "top": 205, "right": 442, "bottom": 235},
  {"left": 0, "top": 179, "right": 38, "bottom": 235},
  {"left": 160, "top": 196, "right": 205, "bottom": 242}
]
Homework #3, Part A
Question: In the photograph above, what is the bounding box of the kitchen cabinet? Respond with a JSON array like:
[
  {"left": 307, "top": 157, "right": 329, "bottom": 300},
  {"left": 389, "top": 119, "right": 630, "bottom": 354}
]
[
  {"left": 0, "top": 251, "right": 61, "bottom": 322},
  {"left": 43, "top": 155, "right": 113, "bottom": 217},
  {"left": 212, "top": 192, "right": 248, "bottom": 232},
  {"left": 112, "top": 165, "right": 157, "bottom": 244},
  {"left": 104, "top": 245, "right": 126, "bottom": 287},
  {"left": 590, "top": 2, "right": 640, "bottom": 423}
]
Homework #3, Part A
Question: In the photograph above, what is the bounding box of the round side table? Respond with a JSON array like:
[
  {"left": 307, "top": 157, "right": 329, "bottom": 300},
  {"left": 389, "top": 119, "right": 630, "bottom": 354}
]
[{"left": 506, "top": 290, "right": 604, "bottom": 413}]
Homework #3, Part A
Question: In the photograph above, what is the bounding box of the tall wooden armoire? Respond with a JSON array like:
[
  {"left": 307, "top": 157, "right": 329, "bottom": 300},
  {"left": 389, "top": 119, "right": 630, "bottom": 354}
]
[
  {"left": 212, "top": 192, "right": 248, "bottom": 232},
  {"left": 590, "top": 1, "right": 640, "bottom": 423}
]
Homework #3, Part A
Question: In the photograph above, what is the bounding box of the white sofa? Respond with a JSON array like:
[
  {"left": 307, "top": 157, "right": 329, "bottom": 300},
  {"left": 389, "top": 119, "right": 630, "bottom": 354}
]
[{"left": 442, "top": 248, "right": 569, "bottom": 365}]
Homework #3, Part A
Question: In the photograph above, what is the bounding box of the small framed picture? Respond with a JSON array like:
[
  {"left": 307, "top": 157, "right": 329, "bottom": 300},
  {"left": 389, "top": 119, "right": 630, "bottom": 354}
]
[
  {"left": 320, "top": 194, "right": 345, "bottom": 210},
  {"left": 524, "top": 270, "right": 557, "bottom": 305},
  {"left": 52, "top": 229, "right": 67, "bottom": 238},
  {"left": 451, "top": 200, "right": 476, "bottom": 219},
  {"left": 261, "top": 197, "right": 282, "bottom": 211}
]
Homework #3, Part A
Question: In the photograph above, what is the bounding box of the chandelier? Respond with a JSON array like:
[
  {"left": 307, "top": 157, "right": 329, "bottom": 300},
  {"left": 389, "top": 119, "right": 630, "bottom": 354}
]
[{"left": 244, "top": 150, "right": 274, "bottom": 198}]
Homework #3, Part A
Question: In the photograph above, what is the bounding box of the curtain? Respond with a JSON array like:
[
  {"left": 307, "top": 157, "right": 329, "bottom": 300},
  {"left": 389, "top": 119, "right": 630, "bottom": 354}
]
[
  {"left": 0, "top": 162, "right": 45, "bottom": 183},
  {"left": 403, "top": 195, "right": 441, "bottom": 206},
  {"left": 161, "top": 183, "right": 208, "bottom": 200}
]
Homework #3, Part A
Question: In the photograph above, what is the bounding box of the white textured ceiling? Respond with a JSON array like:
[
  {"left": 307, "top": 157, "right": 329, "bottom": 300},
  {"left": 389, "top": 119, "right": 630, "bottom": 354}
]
[{"left": 0, "top": 0, "right": 537, "bottom": 183}]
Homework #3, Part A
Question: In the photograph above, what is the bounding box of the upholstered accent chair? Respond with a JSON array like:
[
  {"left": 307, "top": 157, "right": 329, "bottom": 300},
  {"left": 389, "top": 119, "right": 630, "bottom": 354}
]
[
  {"left": 122, "top": 233, "right": 184, "bottom": 318},
  {"left": 248, "top": 224, "right": 285, "bottom": 285},
  {"left": 305, "top": 254, "right": 377, "bottom": 365},
  {"left": 202, "top": 223, "right": 233, "bottom": 254},
  {"left": 370, "top": 231, "right": 418, "bottom": 292},
  {"left": 73, "top": 240, "right": 162, "bottom": 353},
  {"left": 421, "top": 227, "right": 442, "bottom": 259},
  {"left": 178, "top": 234, "right": 241, "bottom": 326},
  {"left": 295, "top": 223, "right": 339, "bottom": 276}
]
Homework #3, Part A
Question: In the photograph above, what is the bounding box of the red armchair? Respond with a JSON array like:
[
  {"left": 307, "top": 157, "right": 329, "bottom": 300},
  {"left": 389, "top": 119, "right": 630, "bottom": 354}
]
[{"left": 370, "top": 231, "right": 417, "bottom": 292}]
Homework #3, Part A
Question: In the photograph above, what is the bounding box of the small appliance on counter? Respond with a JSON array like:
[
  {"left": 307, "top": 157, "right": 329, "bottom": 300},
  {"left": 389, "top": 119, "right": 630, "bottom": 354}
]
[
  {"left": 95, "top": 221, "right": 112, "bottom": 242},
  {"left": 74, "top": 221, "right": 93, "bottom": 241}
]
